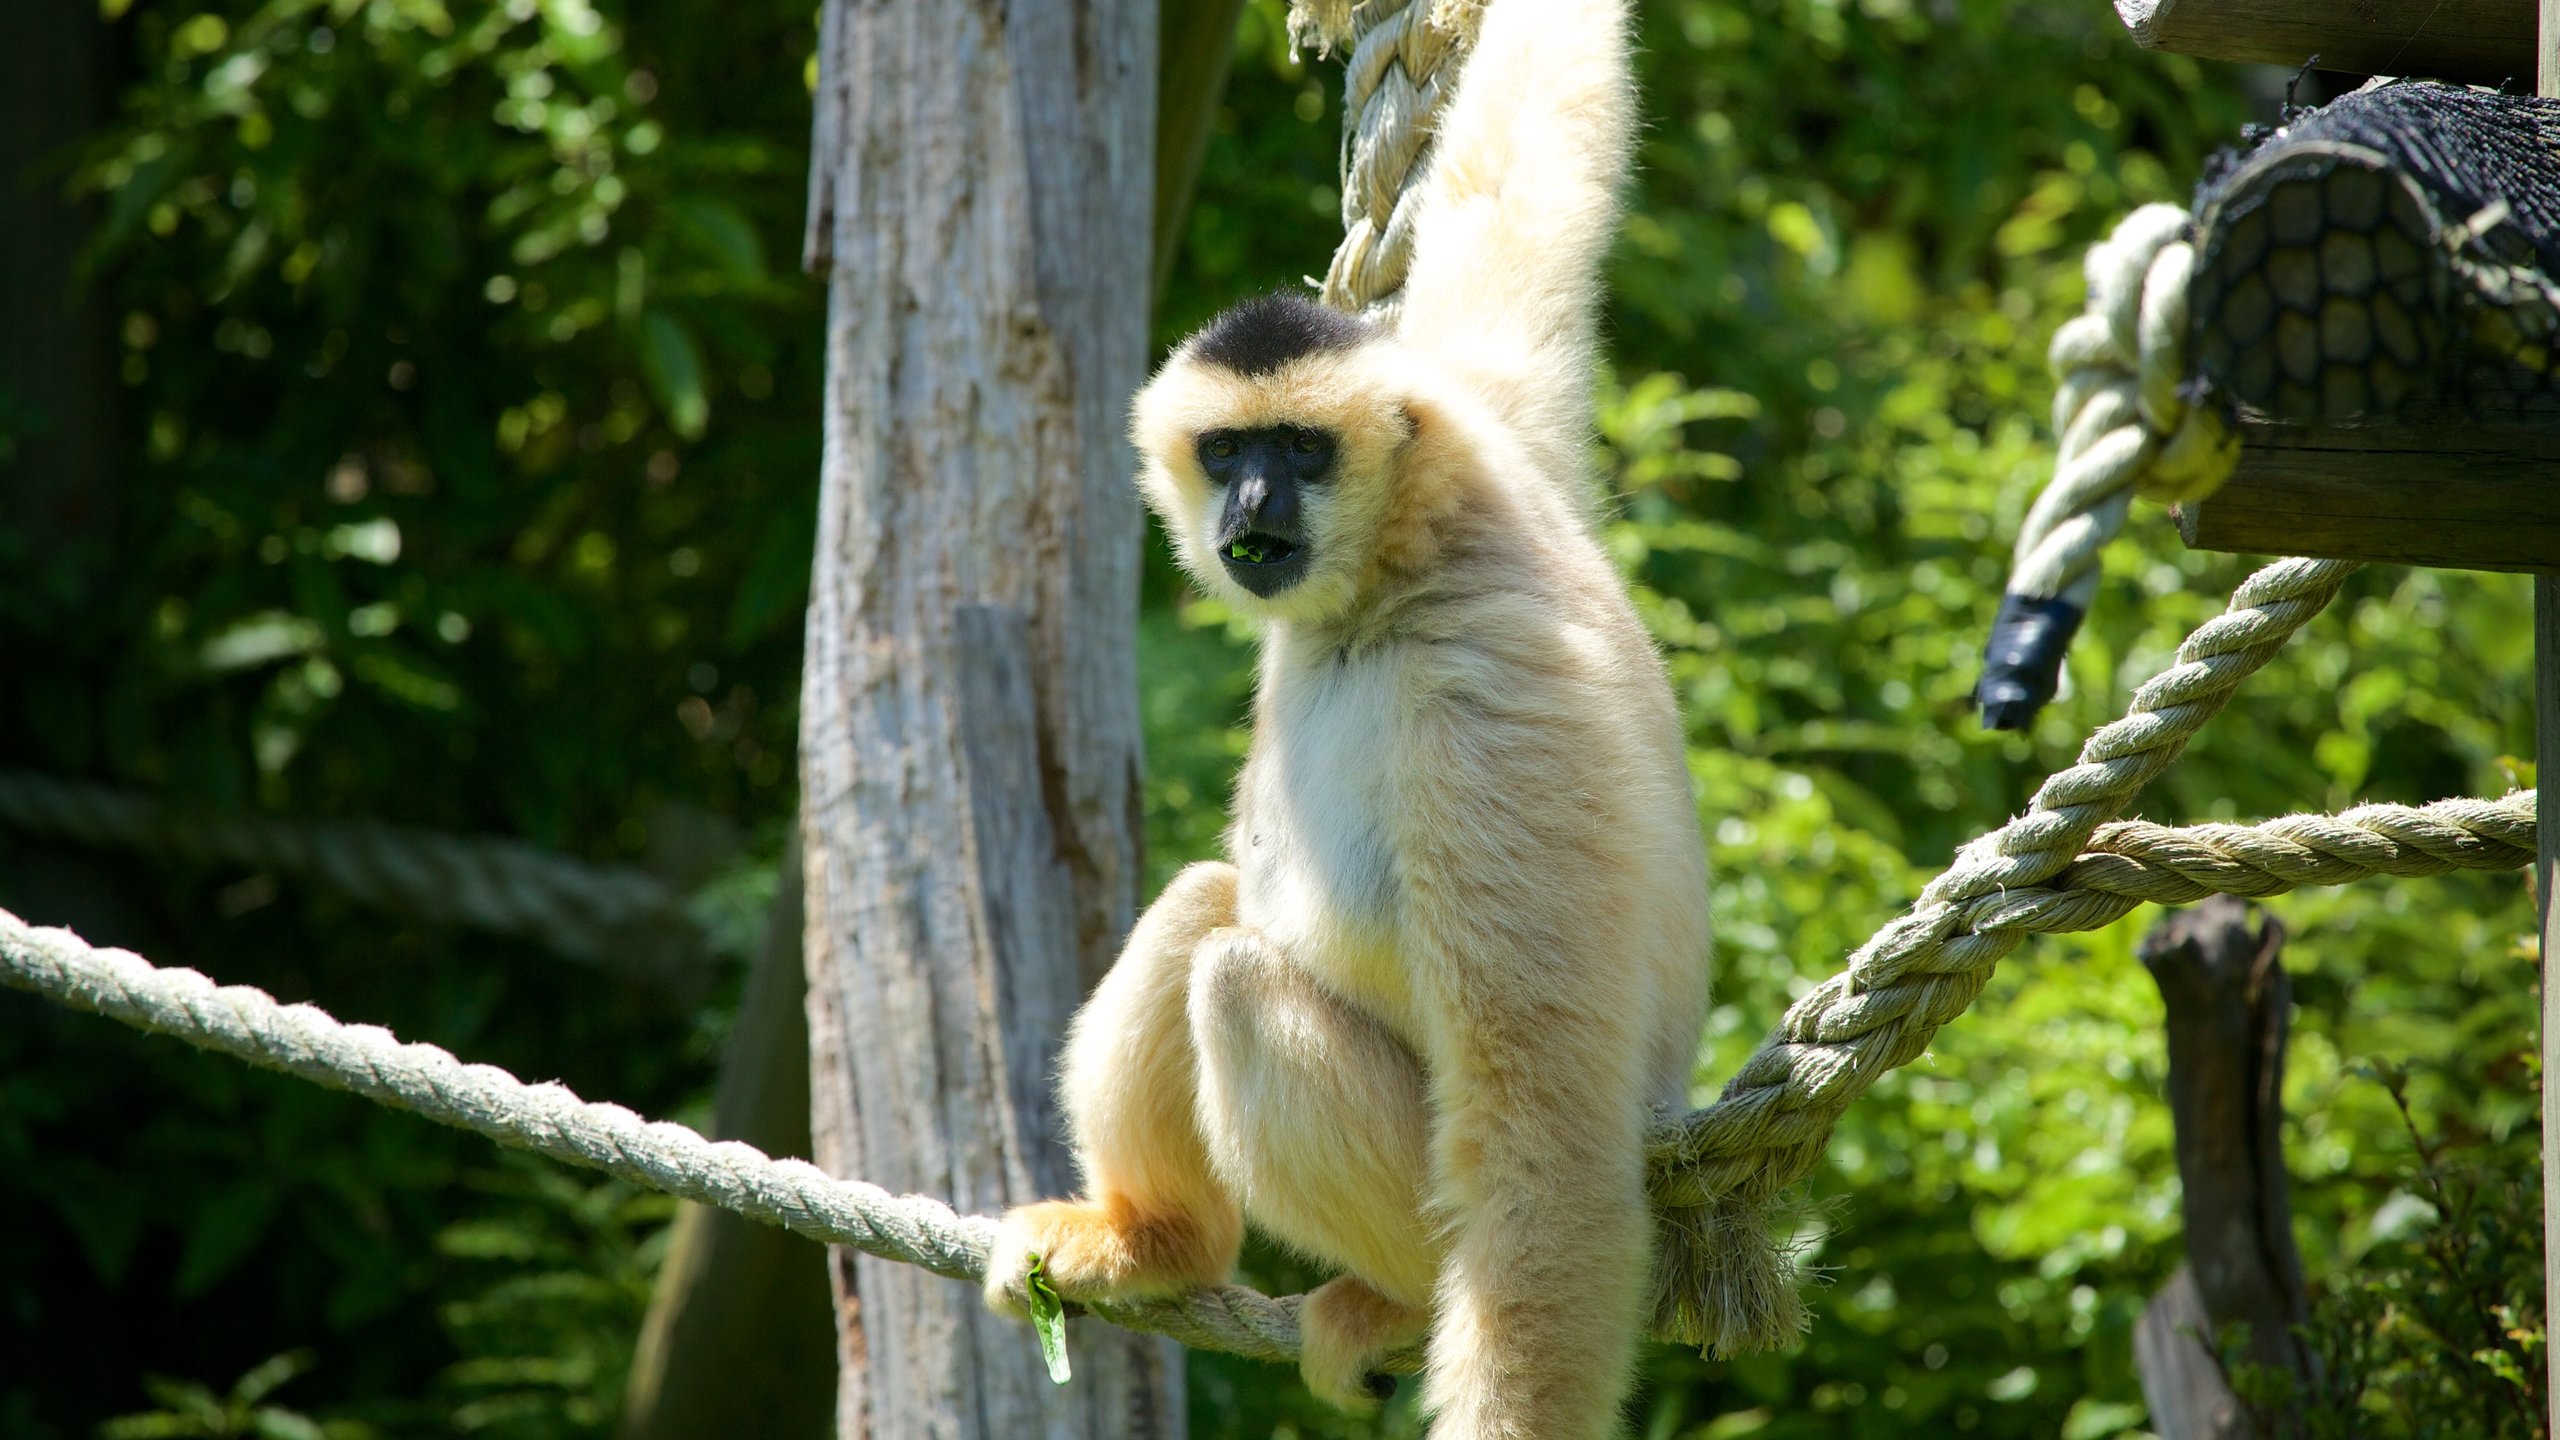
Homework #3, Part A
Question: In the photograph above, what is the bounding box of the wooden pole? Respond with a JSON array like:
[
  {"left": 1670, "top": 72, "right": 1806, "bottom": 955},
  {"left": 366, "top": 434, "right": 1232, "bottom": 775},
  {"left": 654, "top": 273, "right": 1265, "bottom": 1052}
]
[
  {"left": 2541, "top": 13, "right": 2559, "bottom": 1437},
  {"left": 2540, "top": 573, "right": 2557, "bottom": 1438},
  {"left": 0, "top": 0, "right": 121, "bottom": 561},
  {"left": 1154, "top": 0, "right": 1250, "bottom": 300},
  {"left": 619, "top": 838, "right": 835, "bottom": 1440},
  {"left": 798, "top": 0, "right": 1179, "bottom": 1431}
]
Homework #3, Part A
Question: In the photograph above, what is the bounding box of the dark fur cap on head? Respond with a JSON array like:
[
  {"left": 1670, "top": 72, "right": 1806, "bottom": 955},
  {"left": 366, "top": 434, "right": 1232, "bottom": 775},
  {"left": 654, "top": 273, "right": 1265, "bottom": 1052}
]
[{"left": 1184, "top": 293, "right": 1374, "bottom": 378}]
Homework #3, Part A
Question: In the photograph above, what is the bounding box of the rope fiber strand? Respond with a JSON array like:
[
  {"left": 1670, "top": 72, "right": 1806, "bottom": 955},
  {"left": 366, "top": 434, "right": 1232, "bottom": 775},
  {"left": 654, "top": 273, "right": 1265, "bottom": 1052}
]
[{"left": 1297, "top": 0, "right": 1486, "bottom": 315}]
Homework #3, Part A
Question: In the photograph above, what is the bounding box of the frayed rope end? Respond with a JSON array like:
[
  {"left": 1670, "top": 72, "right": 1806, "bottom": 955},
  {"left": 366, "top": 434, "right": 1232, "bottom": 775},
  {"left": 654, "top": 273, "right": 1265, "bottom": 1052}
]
[{"left": 1648, "top": 1198, "right": 1815, "bottom": 1355}]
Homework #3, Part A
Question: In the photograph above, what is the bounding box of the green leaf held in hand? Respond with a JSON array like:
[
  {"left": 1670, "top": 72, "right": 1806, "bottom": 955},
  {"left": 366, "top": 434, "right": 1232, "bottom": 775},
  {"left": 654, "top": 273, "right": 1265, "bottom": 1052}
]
[{"left": 1025, "top": 1254, "right": 1071, "bottom": 1385}]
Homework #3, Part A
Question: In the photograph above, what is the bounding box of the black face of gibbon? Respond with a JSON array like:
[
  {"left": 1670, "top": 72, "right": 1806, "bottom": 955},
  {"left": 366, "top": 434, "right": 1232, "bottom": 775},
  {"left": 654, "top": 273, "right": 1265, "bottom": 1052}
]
[{"left": 1197, "top": 425, "right": 1337, "bottom": 596}]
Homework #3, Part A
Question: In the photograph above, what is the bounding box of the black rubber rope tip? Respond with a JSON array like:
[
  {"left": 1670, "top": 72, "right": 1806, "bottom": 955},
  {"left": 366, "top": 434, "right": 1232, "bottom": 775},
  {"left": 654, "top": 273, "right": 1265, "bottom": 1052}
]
[{"left": 1974, "top": 592, "right": 2088, "bottom": 732}]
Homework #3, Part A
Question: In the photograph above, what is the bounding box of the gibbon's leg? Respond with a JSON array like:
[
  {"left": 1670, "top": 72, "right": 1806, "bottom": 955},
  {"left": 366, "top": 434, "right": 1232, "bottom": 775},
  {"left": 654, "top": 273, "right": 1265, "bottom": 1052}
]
[
  {"left": 1188, "top": 928, "right": 1440, "bottom": 1408},
  {"left": 1392, "top": 721, "right": 1659, "bottom": 1439},
  {"left": 983, "top": 862, "right": 1245, "bottom": 1315}
]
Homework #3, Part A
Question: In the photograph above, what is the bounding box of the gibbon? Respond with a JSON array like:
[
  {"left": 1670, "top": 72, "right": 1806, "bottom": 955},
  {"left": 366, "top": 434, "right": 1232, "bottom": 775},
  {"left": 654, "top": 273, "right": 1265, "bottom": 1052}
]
[{"left": 983, "top": 0, "right": 1710, "bottom": 1433}]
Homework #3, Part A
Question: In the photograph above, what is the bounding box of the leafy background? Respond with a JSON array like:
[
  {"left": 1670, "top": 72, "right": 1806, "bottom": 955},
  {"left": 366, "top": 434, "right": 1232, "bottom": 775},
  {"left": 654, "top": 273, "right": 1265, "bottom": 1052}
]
[{"left": 0, "top": 0, "right": 2540, "bottom": 1436}]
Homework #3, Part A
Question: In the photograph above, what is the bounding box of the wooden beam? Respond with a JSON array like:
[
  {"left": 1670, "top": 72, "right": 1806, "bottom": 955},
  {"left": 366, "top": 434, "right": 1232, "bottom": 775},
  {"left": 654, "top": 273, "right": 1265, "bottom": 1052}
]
[
  {"left": 1154, "top": 0, "right": 1250, "bottom": 301},
  {"left": 2115, "top": 0, "right": 2535, "bottom": 86},
  {"left": 2173, "top": 416, "right": 2560, "bottom": 573}
]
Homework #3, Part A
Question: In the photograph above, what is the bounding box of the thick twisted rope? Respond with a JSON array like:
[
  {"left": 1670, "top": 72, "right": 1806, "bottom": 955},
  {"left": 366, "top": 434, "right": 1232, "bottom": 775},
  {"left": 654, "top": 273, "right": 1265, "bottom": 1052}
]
[
  {"left": 1291, "top": 0, "right": 1484, "bottom": 313},
  {"left": 1652, "top": 555, "right": 2371, "bottom": 1349},
  {"left": 0, "top": 768, "right": 698, "bottom": 975},
  {"left": 0, "top": 904, "right": 1315, "bottom": 1364},
  {"left": 1, "top": 786, "right": 2531, "bottom": 1370},
  {"left": 1976, "top": 204, "right": 2242, "bottom": 730}
]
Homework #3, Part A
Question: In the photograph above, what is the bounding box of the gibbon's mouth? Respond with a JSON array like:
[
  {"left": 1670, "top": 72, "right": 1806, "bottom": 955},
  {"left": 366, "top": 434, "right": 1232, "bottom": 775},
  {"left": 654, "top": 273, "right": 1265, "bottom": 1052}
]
[{"left": 1217, "top": 531, "right": 1307, "bottom": 596}]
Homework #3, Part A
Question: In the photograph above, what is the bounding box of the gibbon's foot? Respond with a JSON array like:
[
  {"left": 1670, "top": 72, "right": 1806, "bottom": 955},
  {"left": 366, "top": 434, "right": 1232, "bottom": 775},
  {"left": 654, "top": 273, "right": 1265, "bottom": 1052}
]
[
  {"left": 982, "top": 1197, "right": 1235, "bottom": 1319},
  {"left": 1298, "top": 1275, "right": 1429, "bottom": 1414}
]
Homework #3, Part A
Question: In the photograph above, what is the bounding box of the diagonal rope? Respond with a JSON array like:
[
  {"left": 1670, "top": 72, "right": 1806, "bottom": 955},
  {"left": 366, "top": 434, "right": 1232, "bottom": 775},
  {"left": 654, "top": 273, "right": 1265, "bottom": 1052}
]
[
  {"left": 1649, "top": 557, "right": 2358, "bottom": 1201},
  {"left": 4, "top": 790, "right": 2532, "bottom": 1368},
  {"left": 1645, "top": 556, "right": 2372, "bottom": 1349}
]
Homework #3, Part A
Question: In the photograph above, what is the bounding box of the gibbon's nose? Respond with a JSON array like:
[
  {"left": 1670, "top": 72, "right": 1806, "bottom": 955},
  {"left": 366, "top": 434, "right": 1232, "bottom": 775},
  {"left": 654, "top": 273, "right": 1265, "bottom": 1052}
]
[
  {"left": 1227, "top": 468, "right": 1298, "bottom": 540},
  {"left": 1215, "top": 463, "right": 1307, "bottom": 595}
]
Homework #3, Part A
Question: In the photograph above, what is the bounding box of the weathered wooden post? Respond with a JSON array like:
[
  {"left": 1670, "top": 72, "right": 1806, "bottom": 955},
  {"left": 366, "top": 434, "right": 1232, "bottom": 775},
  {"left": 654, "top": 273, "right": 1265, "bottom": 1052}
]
[
  {"left": 2133, "top": 898, "right": 2311, "bottom": 1439},
  {"left": 796, "top": 0, "right": 1182, "bottom": 1432}
]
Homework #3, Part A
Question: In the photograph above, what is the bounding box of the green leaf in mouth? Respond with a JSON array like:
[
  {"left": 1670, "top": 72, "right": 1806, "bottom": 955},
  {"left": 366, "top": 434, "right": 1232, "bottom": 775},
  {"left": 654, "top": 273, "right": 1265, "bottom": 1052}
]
[{"left": 1227, "top": 538, "right": 1269, "bottom": 564}]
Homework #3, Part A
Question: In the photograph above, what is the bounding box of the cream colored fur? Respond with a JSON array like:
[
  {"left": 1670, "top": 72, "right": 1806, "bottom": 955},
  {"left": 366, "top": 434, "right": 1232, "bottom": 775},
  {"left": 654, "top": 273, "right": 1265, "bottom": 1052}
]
[{"left": 983, "top": 0, "right": 1709, "bottom": 1434}]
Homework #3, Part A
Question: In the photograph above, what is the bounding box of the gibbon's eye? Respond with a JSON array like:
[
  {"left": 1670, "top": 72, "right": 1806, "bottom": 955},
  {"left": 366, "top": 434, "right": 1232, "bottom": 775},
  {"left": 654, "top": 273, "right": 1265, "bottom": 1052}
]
[
  {"left": 1203, "top": 435, "right": 1241, "bottom": 463},
  {"left": 1287, "top": 428, "right": 1336, "bottom": 473}
]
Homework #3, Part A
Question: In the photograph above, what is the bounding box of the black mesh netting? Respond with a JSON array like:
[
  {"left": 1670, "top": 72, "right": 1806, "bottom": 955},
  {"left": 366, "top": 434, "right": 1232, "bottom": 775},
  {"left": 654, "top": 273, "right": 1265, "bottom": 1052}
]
[{"left": 2188, "top": 80, "right": 2560, "bottom": 422}]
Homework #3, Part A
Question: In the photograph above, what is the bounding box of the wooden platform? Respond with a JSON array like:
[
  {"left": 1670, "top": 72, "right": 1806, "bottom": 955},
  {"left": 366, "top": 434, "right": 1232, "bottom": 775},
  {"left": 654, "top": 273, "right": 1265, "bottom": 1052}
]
[
  {"left": 2174, "top": 415, "right": 2560, "bottom": 573},
  {"left": 2115, "top": 0, "right": 2537, "bottom": 85}
]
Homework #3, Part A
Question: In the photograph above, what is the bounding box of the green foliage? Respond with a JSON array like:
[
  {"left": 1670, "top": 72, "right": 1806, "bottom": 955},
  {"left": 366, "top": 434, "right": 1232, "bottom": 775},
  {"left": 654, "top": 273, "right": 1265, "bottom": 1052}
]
[
  {"left": 1, "top": 0, "right": 806, "bottom": 1433},
  {"left": 426, "top": 1163, "right": 670, "bottom": 1435},
  {"left": 2231, "top": 1067, "right": 2547, "bottom": 1439},
  {"left": 14, "top": 0, "right": 817, "bottom": 833},
  {"left": 98, "top": 1351, "right": 378, "bottom": 1440}
]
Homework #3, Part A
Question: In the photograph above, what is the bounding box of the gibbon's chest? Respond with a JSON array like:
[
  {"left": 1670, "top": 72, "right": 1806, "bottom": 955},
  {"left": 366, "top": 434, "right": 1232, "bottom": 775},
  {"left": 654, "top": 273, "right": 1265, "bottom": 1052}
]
[{"left": 1232, "top": 650, "right": 1414, "bottom": 1029}]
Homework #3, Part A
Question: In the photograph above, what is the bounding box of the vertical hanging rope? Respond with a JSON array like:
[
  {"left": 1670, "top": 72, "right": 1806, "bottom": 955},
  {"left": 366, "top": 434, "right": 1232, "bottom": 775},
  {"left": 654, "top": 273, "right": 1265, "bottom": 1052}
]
[
  {"left": 1976, "top": 203, "right": 2240, "bottom": 731},
  {"left": 1293, "top": 0, "right": 1485, "bottom": 314}
]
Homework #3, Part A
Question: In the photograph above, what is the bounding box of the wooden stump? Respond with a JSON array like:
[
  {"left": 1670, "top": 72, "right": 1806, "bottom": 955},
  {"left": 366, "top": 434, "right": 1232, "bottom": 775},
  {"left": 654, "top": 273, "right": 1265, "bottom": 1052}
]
[
  {"left": 620, "top": 841, "right": 836, "bottom": 1440},
  {"left": 2136, "top": 897, "right": 2311, "bottom": 1438}
]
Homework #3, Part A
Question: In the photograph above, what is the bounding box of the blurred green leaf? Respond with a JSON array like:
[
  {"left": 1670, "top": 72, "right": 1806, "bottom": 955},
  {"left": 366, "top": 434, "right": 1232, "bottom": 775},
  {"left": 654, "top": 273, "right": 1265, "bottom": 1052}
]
[{"left": 638, "top": 311, "right": 709, "bottom": 439}]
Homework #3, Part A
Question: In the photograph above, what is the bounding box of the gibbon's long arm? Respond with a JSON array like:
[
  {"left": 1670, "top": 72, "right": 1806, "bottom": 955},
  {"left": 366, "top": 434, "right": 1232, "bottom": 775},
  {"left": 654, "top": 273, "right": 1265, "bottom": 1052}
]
[{"left": 1396, "top": 0, "right": 1635, "bottom": 485}]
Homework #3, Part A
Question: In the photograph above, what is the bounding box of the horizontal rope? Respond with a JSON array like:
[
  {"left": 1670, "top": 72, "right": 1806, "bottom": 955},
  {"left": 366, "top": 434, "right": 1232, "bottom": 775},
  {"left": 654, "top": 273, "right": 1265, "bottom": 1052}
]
[
  {"left": 3, "top": 789, "right": 2529, "bottom": 1371},
  {"left": 0, "top": 768, "right": 703, "bottom": 977}
]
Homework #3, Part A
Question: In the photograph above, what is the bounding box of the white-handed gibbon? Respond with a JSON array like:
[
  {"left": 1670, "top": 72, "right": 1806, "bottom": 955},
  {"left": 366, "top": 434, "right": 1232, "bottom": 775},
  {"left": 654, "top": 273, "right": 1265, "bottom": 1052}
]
[{"left": 984, "top": 0, "right": 1710, "bottom": 1433}]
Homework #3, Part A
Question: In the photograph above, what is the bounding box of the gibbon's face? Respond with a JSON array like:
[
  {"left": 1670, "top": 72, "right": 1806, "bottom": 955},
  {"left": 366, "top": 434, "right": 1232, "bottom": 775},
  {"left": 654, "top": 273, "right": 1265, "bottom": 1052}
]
[
  {"left": 1193, "top": 424, "right": 1337, "bottom": 598},
  {"left": 1131, "top": 295, "right": 1418, "bottom": 625}
]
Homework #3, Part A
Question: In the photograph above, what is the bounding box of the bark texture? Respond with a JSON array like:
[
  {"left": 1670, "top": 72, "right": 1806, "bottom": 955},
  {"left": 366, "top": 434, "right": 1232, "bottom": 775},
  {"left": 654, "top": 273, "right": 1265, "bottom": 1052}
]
[{"left": 798, "top": 0, "right": 1178, "bottom": 1431}]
